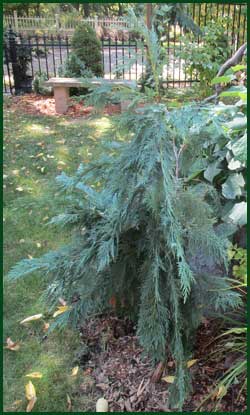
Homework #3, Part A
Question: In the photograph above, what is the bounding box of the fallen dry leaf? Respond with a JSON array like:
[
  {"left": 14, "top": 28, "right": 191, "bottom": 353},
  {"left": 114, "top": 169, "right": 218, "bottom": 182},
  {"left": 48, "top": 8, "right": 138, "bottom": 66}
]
[
  {"left": 26, "top": 396, "right": 37, "bottom": 412},
  {"left": 5, "top": 337, "right": 20, "bottom": 351},
  {"left": 25, "top": 381, "right": 36, "bottom": 400},
  {"left": 216, "top": 385, "right": 227, "bottom": 399},
  {"left": 13, "top": 400, "right": 23, "bottom": 407},
  {"left": 25, "top": 372, "right": 43, "bottom": 379},
  {"left": 20, "top": 314, "right": 43, "bottom": 324},
  {"left": 71, "top": 366, "right": 79, "bottom": 377},
  {"left": 12, "top": 169, "right": 19, "bottom": 176},
  {"left": 162, "top": 375, "right": 175, "bottom": 384},
  {"left": 43, "top": 322, "right": 50, "bottom": 332},
  {"left": 67, "top": 394, "right": 72, "bottom": 411},
  {"left": 109, "top": 295, "right": 117, "bottom": 309},
  {"left": 151, "top": 361, "right": 165, "bottom": 382},
  {"left": 187, "top": 359, "right": 198, "bottom": 368},
  {"left": 83, "top": 368, "right": 92, "bottom": 375},
  {"left": 58, "top": 297, "right": 67, "bottom": 306},
  {"left": 96, "top": 383, "right": 109, "bottom": 391},
  {"left": 53, "top": 305, "right": 70, "bottom": 318}
]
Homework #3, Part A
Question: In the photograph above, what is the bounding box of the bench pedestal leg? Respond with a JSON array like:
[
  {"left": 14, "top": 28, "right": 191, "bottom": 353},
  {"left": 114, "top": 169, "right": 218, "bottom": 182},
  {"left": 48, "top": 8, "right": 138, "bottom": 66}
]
[{"left": 54, "top": 86, "right": 69, "bottom": 114}]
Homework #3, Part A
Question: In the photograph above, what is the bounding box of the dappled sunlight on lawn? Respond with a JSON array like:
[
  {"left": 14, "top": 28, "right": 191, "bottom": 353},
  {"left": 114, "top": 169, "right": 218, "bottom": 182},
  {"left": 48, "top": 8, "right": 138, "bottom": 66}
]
[
  {"left": 3, "top": 96, "right": 123, "bottom": 412},
  {"left": 55, "top": 145, "right": 70, "bottom": 158},
  {"left": 13, "top": 176, "right": 49, "bottom": 198},
  {"left": 25, "top": 123, "right": 55, "bottom": 136}
]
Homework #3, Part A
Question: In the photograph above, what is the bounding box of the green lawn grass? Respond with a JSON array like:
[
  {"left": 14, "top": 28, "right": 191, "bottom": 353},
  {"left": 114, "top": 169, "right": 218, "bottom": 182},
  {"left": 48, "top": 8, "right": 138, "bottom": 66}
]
[{"left": 3, "top": 98, "right": 112, "bottom": 412}]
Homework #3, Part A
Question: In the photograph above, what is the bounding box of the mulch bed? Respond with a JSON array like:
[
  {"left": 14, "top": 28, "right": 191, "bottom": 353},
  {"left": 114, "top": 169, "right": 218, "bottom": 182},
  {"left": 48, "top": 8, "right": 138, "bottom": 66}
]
[
  {"left": 77, "top": 316, "right": 246, "bottom": 412},
  {"left": 7, "top": 94, "right": 121, "bottom": 118}
]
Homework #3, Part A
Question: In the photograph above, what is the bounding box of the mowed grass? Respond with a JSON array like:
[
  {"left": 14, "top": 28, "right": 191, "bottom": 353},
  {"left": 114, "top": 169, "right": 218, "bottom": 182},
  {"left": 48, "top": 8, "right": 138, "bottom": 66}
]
[{"left": 3, "top": 97, "right": 112, "bottom": 412}]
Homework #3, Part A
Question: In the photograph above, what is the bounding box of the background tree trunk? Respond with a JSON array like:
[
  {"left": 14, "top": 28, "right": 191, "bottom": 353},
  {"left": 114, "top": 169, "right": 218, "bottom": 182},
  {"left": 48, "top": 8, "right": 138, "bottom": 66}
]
[
  {"left": 118, "top": 3, "right": 122, "bottom": 17},
  {"left": 83, "top": 3, "right": 90, "bottom": 17},
  {"left": 146, "top": 3, "right": 153, "bottom": 29},
  {"left": 72, "top": 3, "right": 80, "bottom": 12}
]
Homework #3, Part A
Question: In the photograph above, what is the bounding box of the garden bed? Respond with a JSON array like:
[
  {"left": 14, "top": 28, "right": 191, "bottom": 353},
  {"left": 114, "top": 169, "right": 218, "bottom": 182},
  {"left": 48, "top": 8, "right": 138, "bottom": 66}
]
[
  {"left": 9, "top": 94, "right": 121, "bottom": 118},
  {"left": 75, "top": 315, "right": 246, "bottom": 412}
]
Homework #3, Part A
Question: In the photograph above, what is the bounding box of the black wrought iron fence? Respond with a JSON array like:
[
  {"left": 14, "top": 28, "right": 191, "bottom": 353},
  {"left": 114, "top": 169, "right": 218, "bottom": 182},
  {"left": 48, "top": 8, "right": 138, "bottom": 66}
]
[
  {"left": 3, "top": 31, "right": 149, "bottom": 94},
  {"left": 3, "top": 3, "right": 247, "bottom": 94}
]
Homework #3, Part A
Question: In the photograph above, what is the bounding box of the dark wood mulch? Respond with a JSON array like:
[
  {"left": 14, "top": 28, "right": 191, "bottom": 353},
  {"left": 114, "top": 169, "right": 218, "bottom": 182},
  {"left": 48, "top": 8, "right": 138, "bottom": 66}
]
[{"left": 75, "top": 316, "right": 246, "bottom": 412}]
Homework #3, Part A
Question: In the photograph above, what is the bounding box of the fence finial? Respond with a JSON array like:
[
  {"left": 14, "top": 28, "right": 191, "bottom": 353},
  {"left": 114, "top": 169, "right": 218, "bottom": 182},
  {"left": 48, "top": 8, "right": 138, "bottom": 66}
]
[
  {"left": 14, "top": 10, "right": 18, "bottom": 31},
  {"left": 94, "top": 15, "right": 98, "bottom": 30},
  {"left": 55, "top": 14, "right": 60, "bottom": 30}
]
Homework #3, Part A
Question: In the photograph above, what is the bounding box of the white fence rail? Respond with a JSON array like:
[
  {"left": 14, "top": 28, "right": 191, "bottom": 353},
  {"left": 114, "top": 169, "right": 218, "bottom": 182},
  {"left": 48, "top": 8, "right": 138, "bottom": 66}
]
[{"left": 4, "top": 12, "right": 131, "bottom": 33}]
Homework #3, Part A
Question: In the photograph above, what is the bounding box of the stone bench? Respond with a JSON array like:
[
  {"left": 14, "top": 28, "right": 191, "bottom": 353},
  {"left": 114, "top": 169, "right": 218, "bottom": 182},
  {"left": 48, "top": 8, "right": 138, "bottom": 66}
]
[{"left": 45, "top": 77, "right": 136, "bottom": 114}]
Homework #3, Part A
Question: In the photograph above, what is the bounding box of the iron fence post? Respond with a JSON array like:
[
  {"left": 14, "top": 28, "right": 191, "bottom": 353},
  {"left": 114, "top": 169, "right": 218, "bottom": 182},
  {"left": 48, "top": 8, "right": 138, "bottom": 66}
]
[{"left": 8, "top": 28, "right": 20, "bottom": 93}]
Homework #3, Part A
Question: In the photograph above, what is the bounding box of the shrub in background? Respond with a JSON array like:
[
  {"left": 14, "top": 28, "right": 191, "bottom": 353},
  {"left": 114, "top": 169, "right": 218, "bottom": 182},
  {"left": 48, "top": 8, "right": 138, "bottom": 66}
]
[
  {"left": 32, "top": 72, "right": 52, "bottom": 96},
  {"left": 71, "top": 23, "right": 103, "bottom": 76},
  {"left": 58, "top": 53, "right": 94, "bottom": 78},
  {"left": 58, "top": 53, "right": 94, "bottom": 96},
  {"left": 178, "top": 18, "right": 231, "bottom": 96}
]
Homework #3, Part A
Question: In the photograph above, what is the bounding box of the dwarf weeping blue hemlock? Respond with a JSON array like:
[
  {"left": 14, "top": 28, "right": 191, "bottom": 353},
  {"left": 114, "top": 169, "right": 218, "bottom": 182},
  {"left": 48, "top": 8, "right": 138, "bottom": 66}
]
[
  {"left": 7, "top": 14, "right": 241, "bottom": 410},
  {"left": 7, "top": 101, "right": 241, "bottom": 409}
]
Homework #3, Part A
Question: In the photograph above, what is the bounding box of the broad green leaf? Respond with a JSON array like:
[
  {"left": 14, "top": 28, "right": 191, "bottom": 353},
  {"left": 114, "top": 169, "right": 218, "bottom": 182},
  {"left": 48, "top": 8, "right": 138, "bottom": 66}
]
[
  {"left": 227, "top": 116, "right": 247, "bottom": 131},
  {"left": 211, "top": 74, "right": 235, "bottom": 85},
  {"left": 186, "top": 158, "right": 207, "bottom": 181},
  {"left": 230, "top": 132, "right": 247, "bottom": 164},
  {"left": 224, "top": 201, "right": 247, "bottom": 226},
  {"left": 228, "top": 158, "right": 242, "bottom": 170},
  {"left": 215, "top": 223, "right": 238, "bottom": 238},
  {"left": 231, "top": 64, "right": 246, "bottom": 72},
  {"left": 204, "top": 161, "right": 222, "bottom": 183},
  {"left": 222, "top": 173, "right": 245, "bottom": 199},
  {"left": 220, "top": 86, "right": 247, "bottom": 102}
]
